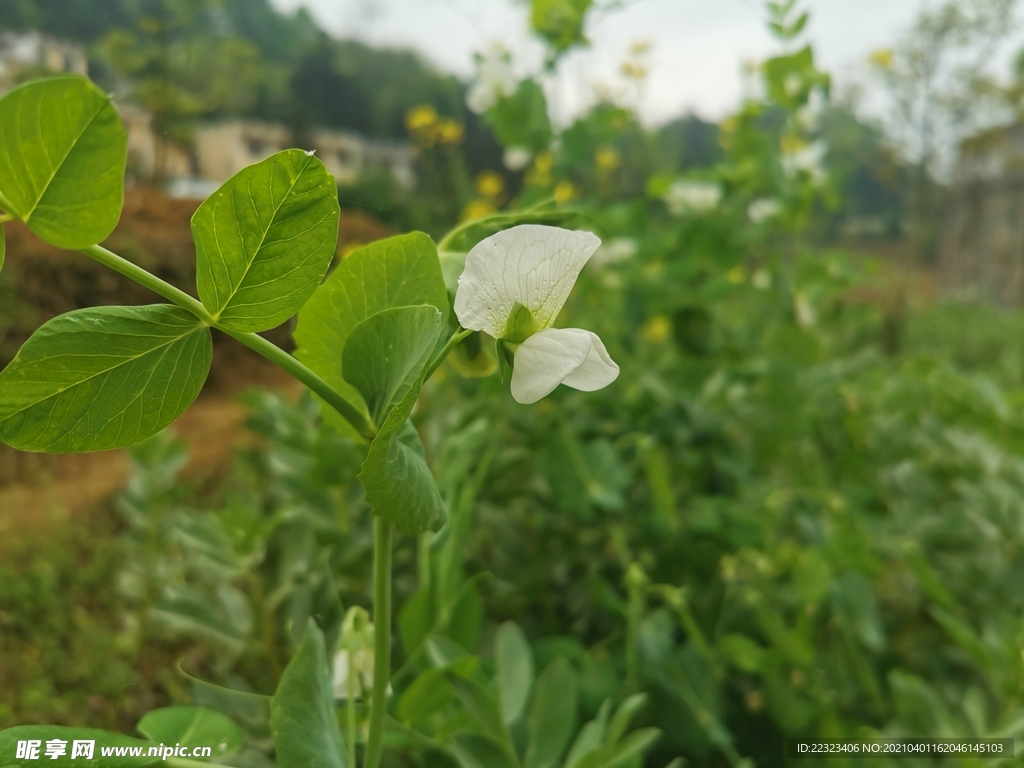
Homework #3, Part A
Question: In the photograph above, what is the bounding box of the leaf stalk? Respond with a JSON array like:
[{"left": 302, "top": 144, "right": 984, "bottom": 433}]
[{"left": 78, "top": 244, "right": 377, "bottom": 441}]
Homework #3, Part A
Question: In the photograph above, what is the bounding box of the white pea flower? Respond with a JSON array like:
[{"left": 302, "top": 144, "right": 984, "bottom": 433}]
[
  {"left": 503, "top": 146, "right": 533, "bottom": 171},
  {"left": 332, "top": 647, "right": 375, "bottom": 701},
  {"left": 781, "top": 140, "right": 827, "bottom": 184},
  {"left": 332, "top": 606, "right": 390, "bottom": 701},
  {"left": 467, "top": 46, "right": 518, "bottom": 115},
  {"left": 748, "top": 198, "right": 782, "bottom": 223},
  {"left": 454, "top": 225, "right": 620, "bottom": 404},
  {"left": 664, "top": 180, "right": 721, "bottom": 216},
  {"left": 588, "top": 237, "right": 637, "bottom": 270}
]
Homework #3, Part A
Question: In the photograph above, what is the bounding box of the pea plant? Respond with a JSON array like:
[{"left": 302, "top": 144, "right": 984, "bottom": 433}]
[{"left": 0, "top": 75, "right": 623, "bottom": 767}]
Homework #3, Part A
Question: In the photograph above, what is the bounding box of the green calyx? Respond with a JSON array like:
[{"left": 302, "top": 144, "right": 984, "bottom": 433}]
[{"left": 502, "top": 303, "right": 538, "bottom": 344}]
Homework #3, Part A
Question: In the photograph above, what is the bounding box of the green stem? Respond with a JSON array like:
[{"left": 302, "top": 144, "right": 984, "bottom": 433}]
[
  {"left": 347, "top": 648, "right": 357, "bottom": 768},
  {"left": 364, "top": 518, "right": 393, "bottom": 768},
  {"left": 436, "top": 196, "right": 557, "bottom": 251},
  {"left": 79, "top": 244, "right": 377, "bottom": 441},
  {"left": 423, "top": 327, "right": 473, "bottom": 382},
  {"left": 0, "top": 213, "right": 12, "bottom": 223}
]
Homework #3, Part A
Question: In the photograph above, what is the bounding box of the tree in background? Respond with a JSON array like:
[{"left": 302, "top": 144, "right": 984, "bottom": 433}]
[
  {"left": 868, "top": 0, "right": 1019, "bottom": 259},
  {"left": 99, "top": 0, "right": 266, "bottom": 179}
]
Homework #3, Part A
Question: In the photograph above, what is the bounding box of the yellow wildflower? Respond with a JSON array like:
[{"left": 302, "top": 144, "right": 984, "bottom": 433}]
[
  {"left": 460, "top": 199, "right": 497, "bottom": 222},
  {"left": 595, "top": 145, "right": 621, "bottom": 171},
  {"left": 554, "top": 180, "right": 577, "bottom": 203},
  {"left": 475, "top": 170, "right": 506, "bottom": 199},
  {"left": 639, "top": 315, "right": 671, "bottom": 344}
]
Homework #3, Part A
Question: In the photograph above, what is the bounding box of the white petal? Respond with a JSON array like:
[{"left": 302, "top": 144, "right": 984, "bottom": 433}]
[
  {"left": 332, "top": 650, "right": 352, "bottom": 700},
  {"left": 562, "top": 330, "right": 619, "bottom": 392},
  {"left": 511, "top": 328, "right": 592, "bottom": 404},
  {"left": 454, "top": 225, "right": 601, "bottom": 338},
  {"left": 466, "top": 83, "right": 494, "bottom": 115}
]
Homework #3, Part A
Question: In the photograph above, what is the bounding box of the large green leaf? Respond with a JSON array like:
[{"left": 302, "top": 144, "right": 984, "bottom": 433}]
[
  {"left": 0, "top": 305, "right": 211, "bottom": 452},
  {"left": 525, "top": 657, "right": 578, "bottom": 768},
  {"left": 361, "top": 416, "right": 447, "bottom": 535},
  {"left": 136, "top": 706, "right": 243, "bottom": 758},
  {"left": 0, "top": 725, "right": 158, "bottom": 766},
  {"left": 0, "top": 76, "right": 126, "bottom": 248},
  {"left": 294, "top": 232, "right": 448, "bottom": 438},
  {"left": 270, "top": 620, "right": 347, "bottom": 768},
  {"left": 346, "top": 306, "right": 447, "bottom": 534},
  {"left": 342, "top": 305, "right": 444, "bottom": 427},
  {"left": 193, "top": 149, "right": 340, "bottom": 332},
  {"left": 496, "top": 621, "right": 534, "bottom": 724}
]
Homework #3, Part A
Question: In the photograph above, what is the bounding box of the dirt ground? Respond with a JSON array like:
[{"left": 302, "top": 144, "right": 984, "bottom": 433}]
[{"left": 0, "top": 343, "right": 300, "bottom": 542}]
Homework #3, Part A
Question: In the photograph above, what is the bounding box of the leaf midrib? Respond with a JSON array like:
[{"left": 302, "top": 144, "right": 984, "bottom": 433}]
[
  {"left": 22, "top": 81, "right": 108, "bottom": 224},
  {"left": 0, "top": 320, "right": 203, "bottom": 423},
  {"left": 210, "top": 151, "right": 317, "bottom": 319}
]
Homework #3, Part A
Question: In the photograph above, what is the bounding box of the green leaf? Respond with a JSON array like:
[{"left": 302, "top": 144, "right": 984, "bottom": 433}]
[
  {"left": 525, "top": 657, "right": 578, "bottom": 768},
  {"left": 193, "top": 149, "right": 340, "bottom": 332},
  {"left": 0, "top": 76, "right": 126, "bottom": 248},
  {"left": 343, "top": 305, "right": 444, "bottom": 427},
  {"left": 399, "top": 586, "right": 433, "bottom": 658},
  {"left": 605, "top": 694, "right": 648, "bottom": 746},
  {"left": 137, "top": 706, "right": 243, "bottom": 758},
  {"left": 271, "top": 620, "right": 347, "bottom": 768},
  {"left": 152, "top": 584, "right": 253, "bottom": 652},
  {"left": 446, "top": 672, "right": 515, "bottom": 755},
  {"left": 496, "top": 621, "right": 534, "bottom": 724},
  {"left": 601, "top": 728, "right": 662, "bottom": 768},
  {"left": 176, "top": 661, "right": 272, "bottom": 737},
  {"left": 450, "top": 733, "right": 520, "bottom": 768},
  {"left": 438, "top": 250, "right": 467, "bottom": 295},
  {"left": 397, "top": 667, "right": 454, "bottom": 725},
  {"left": 362, "top": 417, "right": 447, "bottom": 535},
  {"left": 565, "top": 700, "right": 610, "bottom": 768},
  {"left": 0, "top": 305, "right": 211, "bottom": 453},
  {"left": 294, "top": 232, "right": 448, "bottom": 438},
  {"left": 426, "top": 635, "right": 471, "bottom": 668},
  {"left": 0, "top": 725, "right": 158, "bottom": 766},
  {"left": 531, "top": 0, "right": 593, "bottom": 54},
  {"left": 351, "top": 311, "right": 447, "bottom": 534},
  {"left": 346, "top": 306, "right": 447, "bottom": 535}
]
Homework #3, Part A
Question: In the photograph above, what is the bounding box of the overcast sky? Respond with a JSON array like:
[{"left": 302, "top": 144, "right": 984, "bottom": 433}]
[{"left": 266, "top": 0, "right": 934, "bottom": 125}]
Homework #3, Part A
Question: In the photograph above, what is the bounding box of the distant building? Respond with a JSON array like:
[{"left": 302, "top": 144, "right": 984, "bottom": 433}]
[
  {"left": 121, "top": 104, "right": 195, "bottom": 182},
  {"left": 0, "top": 32, "right": 88, "bottom": 91},
  {"left": 0, "top": 31, "right": 416, "bottom": 200},
  {"left": 939, "top": 123, "right": 1024, "bottom": 304},
  {"left": 128, "top": 116, "right": 416, "bottom": 198},
  {"left": 194, "top": 119, "right": 415, "bottom": 190}
]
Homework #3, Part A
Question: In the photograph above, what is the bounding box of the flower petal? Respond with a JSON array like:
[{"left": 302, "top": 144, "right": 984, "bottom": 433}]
[
  {"left": 454, "top": 225, "right": 601, "bottom": 338},
  {"left": 510, "top": 327, "right": 592, "bottom": 404},
  {"left": 562, "top": 330, "right": 619, "bottom": 392}
]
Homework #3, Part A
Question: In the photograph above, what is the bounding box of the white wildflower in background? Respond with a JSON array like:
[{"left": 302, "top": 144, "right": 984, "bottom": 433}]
[
  {"left": 332, "top": 646, "right": 375, "bottom": 701},
  {"left": 454, "top": 225, "right": 620, "bottom": 404},
  {"left": 748, "top": 198, "right": 782, "bottom": 224},
  {"left": 664, "top": 180, "right": 722, "bottom": 216},
  {"left": 781, "top": 140, "right": 828, "bottom": 184},
  {"left": 588, "top": 237, "right": 638, "bottom": 270},
  {"left": 466, "top": 46, "right": 518, "bottom": 115},
  {"left": 332, "top": 607, "right": 390, "bottom": 701},
  {"left": 503, "top": 146, "right": 533, "bottom": 171}
]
